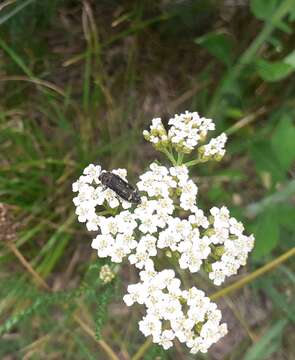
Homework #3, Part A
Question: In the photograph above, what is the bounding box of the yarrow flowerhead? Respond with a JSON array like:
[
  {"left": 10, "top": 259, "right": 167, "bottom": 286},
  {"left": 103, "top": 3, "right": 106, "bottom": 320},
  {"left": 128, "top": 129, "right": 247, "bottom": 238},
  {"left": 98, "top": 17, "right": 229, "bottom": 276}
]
[
  {"left": 200, "top": 133, "right": 227, "bottom": 161},
  {"left": 168, "top": 111, "right": 215, "bottom": 153},
  {"left": 143, "top": 111, "right": 227, "bottom": 161},
  {"left": 123, "top": 261, "right": 228, "bottom": 354},
  {"left": 72, "top": 110, "right": 254, "bottom": 354}
]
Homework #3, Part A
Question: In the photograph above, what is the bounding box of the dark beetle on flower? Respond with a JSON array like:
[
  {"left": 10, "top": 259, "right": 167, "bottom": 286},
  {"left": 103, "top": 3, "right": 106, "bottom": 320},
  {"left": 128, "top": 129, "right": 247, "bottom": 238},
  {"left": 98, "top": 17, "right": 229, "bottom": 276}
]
[{"left": 99, "top": 171, "right": 141, "bottom": 204}]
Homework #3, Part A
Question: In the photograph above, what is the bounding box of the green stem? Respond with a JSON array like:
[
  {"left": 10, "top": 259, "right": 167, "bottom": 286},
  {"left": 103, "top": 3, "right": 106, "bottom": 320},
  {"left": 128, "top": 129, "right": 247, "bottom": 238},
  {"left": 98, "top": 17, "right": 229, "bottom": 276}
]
[
  {"left": 131, "top": 337, "right": 153, "bottom": 360},
  {"left": 176, "top": 152, "right": 184, "bottom": 165},
  {"left": 184, "top": 158, "right": 201, "bottom": 167},
  {"left": 162, "top": 148, "right": 177, "bottom": 166},
  {"left": 210, "top": 247, "right": 295, "bottom": 301}
]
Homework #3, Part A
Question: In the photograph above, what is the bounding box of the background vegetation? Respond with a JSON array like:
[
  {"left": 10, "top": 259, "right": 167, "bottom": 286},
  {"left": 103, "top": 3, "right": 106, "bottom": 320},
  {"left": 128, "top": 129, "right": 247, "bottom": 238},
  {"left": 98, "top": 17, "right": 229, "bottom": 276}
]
[{"left": 0, "top": 0, "right": 294, "bottom": 359}]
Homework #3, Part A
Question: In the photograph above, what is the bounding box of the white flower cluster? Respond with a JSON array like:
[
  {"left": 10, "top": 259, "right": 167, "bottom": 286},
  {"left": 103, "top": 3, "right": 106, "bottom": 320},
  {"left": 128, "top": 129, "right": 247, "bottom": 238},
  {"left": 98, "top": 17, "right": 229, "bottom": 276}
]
[
  {"left": 143, "top": 111, "right": 227, "bottom": 158},
  {"left": 73, "top": 162, "right": 254, "bottom": 285},
  {"left": 142, "top": 118, "right": 168, "bottom": 146},
  {"left": 208, "top": 207, "right": 255, "bottom": 285},
  {"left": 123, "top": 260, "right": 228, "bottom": 353},
  {"left": 85, "top": 163, "right": 198, "bottom": 269},
  {"left": 168, "top": 111, "right": 215, "bottom": 153},
  {"left": 73, "top": 110, "right": 254, "bottom": 354},
  {"left": 72, "top": 164, "right": 132, "bottom": 231},
  {"left": 202, "top": 133, "right": 227, "bottom": 160},
  {"left": 137, "top": 163, "right": 198, "bottom": 212}
]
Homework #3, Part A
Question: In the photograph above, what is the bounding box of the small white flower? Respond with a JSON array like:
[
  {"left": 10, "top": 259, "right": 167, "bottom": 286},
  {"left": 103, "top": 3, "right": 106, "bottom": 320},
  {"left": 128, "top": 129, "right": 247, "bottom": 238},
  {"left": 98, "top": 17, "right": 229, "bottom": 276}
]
[
  {"left": 72, "top": 175, "right": 92, "bottom": 192},
  {"left": 99, "top": 217, "right": 119, "bottom": 236},
  {"left": 168, "top": 217, "right": 192, "bottom": 238},
  {"left": 139, "top": 259, "right": 156, "bottom": 282},
  {"left": 123, "top": 283, "right": 146, "bottom": 306},
  {"left": 83, "top": 164, "right": 102, "bottom": 183},
  {"left": 179, "top": 251, "right": 202, "bottom": 273},
  {"left": 139, "top": 214, "right": 160, "bottom": 234},
  {"left": 209, "top": 227, "right": 229, "bottom": 245},
  {"left": 154, "top": 329, "right": 175, "bottom": 349},
  {"left": 139, "top": 314, "right": 162, "bottom": 337},
  {"left": 229, "top": 217, "right": 244, "bottom": 236},
  {"left": 170, "top": 165, "right": 189, "bottom": 184},
  {"left": 189, "top": 208, "right": 209, "bottom": 229},
  {"left": 210, "top": 206, "right": 230, "bottom": 229},
  {"left": 116, "top": 211, "right": 137, "bottom": 234},
  {"left": 158, "top": 228, "right": 181, "bottom": 251},
  {"left": 86, "top": 215, "right": 100, "bottom": 231},
  {"left": 197, "top": 236, "right": 212, "bottom": 259},
  {"left": 91, "top": 234, "right": 114, "bottom": 258},
  {"left": 209, "top": 262, "right": 226, "bottom": 286},
  {"left": 75, "top": 203, "right": 96, "bottom": 223}
]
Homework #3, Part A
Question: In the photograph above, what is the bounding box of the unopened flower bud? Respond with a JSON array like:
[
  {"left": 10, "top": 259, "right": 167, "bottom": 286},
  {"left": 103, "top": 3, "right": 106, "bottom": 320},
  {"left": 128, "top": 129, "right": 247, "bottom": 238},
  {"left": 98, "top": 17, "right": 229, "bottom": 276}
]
[{"left": 99, "top": 264, "right": 115, "bottom": 284}]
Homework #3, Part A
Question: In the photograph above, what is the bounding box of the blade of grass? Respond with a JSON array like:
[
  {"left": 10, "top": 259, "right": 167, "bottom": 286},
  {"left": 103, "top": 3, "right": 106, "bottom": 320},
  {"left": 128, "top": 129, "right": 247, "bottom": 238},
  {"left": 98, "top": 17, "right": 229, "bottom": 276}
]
[
  {"left": 73, "top": 314, "right": 119, "bottom": 360},
  {"left": 279, "top": 265, "right": 295, "bottom": 285},
  {"left": 0, "top": 0, "right": 35, "bottom": 26},
  {"left": 243, "top": 319, "right": 288, "bottom": 360},
  {"left": 0, "top": 36, "right": 33, "bottom": 77},
  {"left": 0, "top": 0, "right": 16, "bottom": 12},
  {"left": 73, "top": 333, "right": 97, "bottom": 360},
  {"left": 82, "top": 2, "right": 93, "bottom": 114},
  {"left": 264, "top": 284, "right": 295, "bottom": 322},
  {"left": 0, "top": 75, "right": 65, "bottom": 96},
  {"left": 5, "top": 240, "right": 119, "bottom": 360},
  {"left": 5, "top": 242, "right": 50, "bottom": 290},
  {"left": 0, "top": 37, "right": 64, "bottom": 99},
  {"left": 0, "top": 223, "right": 46, "bottom": 262},
  {"left": 62, "top": 12, "right": 172, "bottom": 67},
  {"left": 35, "top": 213, "right": 76, "bottom": 277},
  {"left": 37, "top": 233, "right": 72, "bottom": 277}
]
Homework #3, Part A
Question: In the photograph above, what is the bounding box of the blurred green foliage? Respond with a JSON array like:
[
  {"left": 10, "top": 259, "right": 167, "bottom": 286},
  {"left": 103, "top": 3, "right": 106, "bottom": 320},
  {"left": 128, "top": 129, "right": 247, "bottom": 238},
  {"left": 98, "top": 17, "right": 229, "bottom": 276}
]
[{"left": 0, "top": 0, "right": 294, "bottom": 359}]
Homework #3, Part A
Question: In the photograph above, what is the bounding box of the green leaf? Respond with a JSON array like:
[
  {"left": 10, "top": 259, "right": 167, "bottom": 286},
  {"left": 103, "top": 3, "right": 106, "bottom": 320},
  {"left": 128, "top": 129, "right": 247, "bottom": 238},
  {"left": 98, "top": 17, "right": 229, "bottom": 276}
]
[
  {"left": 243, "top": 319, "right": 287, "bottom": 360},
  {"left": 195, "top": 32, "right": 233, "bottom": 66},
  {"left": 271, "top": 116, "right": 295, "bottom": 171},
  {"left": 280, "top": 266, "right": 295, "bottom": 286},
  {"left": 252, "top": 209, "right": 280, "bottom": 259},
  {"left": 290, "top": 6, "right": 295, "bottom": 21},
  {"left": 284, "top": 50, "right": 295, "bottom": 67},
  {"left": 95, "top": 285, "right": 114, "bottom": 340},
  {"left": 256, "top": 58, "right": 293, "bottom": 82},
  {"left": 276, "top": 204, "right": 295, "bottom": 230},
  {"left": 250, "top": 0, "right": 280, "bottom": 20},
  {"left": 245, "top": 180, "right": 295, "bottom": 217},
  {"left": 250, "top": 140, "right": 285, "bottom": 183},
  {"left": 265, "top": 284, "right": 295, "bottom": 322}
]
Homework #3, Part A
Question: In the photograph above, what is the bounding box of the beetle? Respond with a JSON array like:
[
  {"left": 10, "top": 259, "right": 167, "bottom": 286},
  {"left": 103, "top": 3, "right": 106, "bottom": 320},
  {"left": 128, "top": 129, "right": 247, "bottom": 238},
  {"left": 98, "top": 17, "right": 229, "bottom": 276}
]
[{"left": 98, "top": 171, "right": 141, "bottom": 204}]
